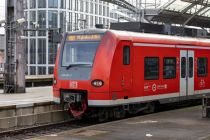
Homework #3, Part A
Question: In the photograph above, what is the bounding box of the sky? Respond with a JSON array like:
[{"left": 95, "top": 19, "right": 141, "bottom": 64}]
[{"left": 0, "top": 0, "right": 5, "bottom": 34}]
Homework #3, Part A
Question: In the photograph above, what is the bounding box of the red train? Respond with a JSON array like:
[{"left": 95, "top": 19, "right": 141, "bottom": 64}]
[{"left": 53, "top": 29, "right": 210, "bottom": 118}]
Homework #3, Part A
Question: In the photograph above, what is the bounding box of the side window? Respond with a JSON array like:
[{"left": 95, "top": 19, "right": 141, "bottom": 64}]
[
  {"left": 123, "top": 46, "right": 130, "bottom": 65},
  {"left": 197, "top": 57, "right": 208, "bottom": 77},
  {"left": 189, "top": 57, "right": 193, "bottom": 78},
  {"left": 144, "top": 57, "right": 159, "bottom": 80},
  {"left": 181, "top": 57, "right": 186, "bottom": 78},
  {"left": 163, "top": 57, "right": 176, "bottom": 79}
]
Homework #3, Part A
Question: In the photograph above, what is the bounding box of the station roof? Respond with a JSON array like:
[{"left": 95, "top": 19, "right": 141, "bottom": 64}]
[
  {"left": 102, "top": 0, "right": 210, "bottom": 28},
  {"left": 150, "top": 0, "right": 210, "bottom": 28}
]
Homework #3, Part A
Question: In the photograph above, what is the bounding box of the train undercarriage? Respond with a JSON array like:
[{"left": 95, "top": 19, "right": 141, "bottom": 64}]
[
  {"left": 61, "top": 90, "right": 156, "bottom": 120},
  {"left": 60, "top": 90, "right": 203, "bottom": 121}
]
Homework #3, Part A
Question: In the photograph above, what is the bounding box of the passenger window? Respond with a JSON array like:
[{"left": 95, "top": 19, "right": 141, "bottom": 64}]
[
  {"left": 163, "top": 57, "right": 176, "bottom": 79},
  {"left": 144, "top": 57, "right": 159, "bottom": 80},
  {"left": 189, "top": 57, "right": 193, "bottom": 78},
  {"left": 123, "top": 46, "right": 130, "bottom": 65},
  {"left": 197, "top": 57, "right": 208, "bottom": 77},
  {"left": 181, "top": 57, "right": 186, "bottom": 78}
]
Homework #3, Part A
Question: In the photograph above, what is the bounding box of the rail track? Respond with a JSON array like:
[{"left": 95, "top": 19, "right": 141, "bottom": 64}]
[{"left": 0, "top": 119, "right": 99, "bottom": 140}]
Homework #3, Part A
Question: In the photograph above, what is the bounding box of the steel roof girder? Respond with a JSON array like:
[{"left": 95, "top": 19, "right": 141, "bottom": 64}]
[
  {"left": 181, "top": 3, "right": 196, "bottom": 14},
  {"left": 181, "top": 0, "right": 210, "bottom": 6},
  {"left": 183, "top": 5, "right": 208, "bottom": 26},
  {"left": 199, "top": 7, "right": 210, "bottom": 15},
  {"left": 158, "top": 0, "right": 177, "bottom": 14}
]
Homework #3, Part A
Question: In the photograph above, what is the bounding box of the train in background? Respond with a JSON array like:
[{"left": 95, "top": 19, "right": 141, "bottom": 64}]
[{"left": 53, "top": 29, "right": 210, "bottom": 119}]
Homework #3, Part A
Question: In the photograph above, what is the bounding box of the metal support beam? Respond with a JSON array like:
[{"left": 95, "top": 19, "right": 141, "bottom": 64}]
[
  {"left": 157, "top": 0, "right": 177, "bottom": 15},
  {"left": 181, "top": 0, "right": 210, "bottom": 6},
  {"left": 181, "top": 3, "right": 196, "bottom": 14},
  {"left": 183, "top": 5, "right": 208, "bottom": 26},
  {"left": 4, "top": 0, "right": 25, "bottom": 93},
  {"left": 14, "top": 0, "right": 25, "bottom": 93},
  {"left": 200, "top": 7, "right": 210, "bottom": 16}
]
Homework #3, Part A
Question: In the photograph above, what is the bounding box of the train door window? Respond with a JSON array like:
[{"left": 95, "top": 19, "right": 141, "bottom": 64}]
[
  {"left": 123, "top": 46, "right": 130, "bottom": 65},
  {"left": 197, "top": 57, "right": 208, "bottom": 77},
  {"left": 163, "top": 57, "right": 176, "bottom": 79},
  {"left": 144, "top": 57, "right": 159, "bottom": 80},
  {"left": 181, "top": 57, "right": 186, "bottom": 78},
  {"left": 189, "top": 57, "right": 193, "bottom": 78}
]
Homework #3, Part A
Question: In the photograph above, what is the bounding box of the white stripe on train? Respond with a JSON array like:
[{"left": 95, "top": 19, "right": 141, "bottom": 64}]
[
  {"left": 88, "top": 90, "right": 210, "bottom": 106},
  {"left": 133, "top": 43, "right": 210, "bottom": 50},
  {"left": 88, "top": 92, "right": 178, "bottom": 106}
]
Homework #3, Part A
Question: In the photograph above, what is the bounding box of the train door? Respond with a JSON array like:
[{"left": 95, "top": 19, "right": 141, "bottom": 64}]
[
  {"left": 180, "top": 50, "right": 194, "bottom": 96},
  {"left": 119, "top": 41, "right": 132, "bottom": 98}
]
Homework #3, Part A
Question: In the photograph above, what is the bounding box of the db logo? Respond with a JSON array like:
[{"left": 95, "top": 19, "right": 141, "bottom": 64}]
[
  {"left": 199, "top": 79, "right": 205, "bottom": 87},
  {"left": 152, "top": 84, "right": 157, "bottom": 92},
  {"left": 70, "top": 81, "right": 78, "bottom": 88}
]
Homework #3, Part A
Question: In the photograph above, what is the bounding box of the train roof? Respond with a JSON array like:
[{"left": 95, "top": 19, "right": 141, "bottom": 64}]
[{"left": 67, "top": 29, "right": 210, "bottom": 47}]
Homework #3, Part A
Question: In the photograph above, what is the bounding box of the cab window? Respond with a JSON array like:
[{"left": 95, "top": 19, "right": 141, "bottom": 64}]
[{"left": 123, "top": 46, "right": 130, "bottom": 65}]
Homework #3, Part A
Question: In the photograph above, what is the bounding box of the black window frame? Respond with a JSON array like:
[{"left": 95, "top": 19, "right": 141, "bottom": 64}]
[
  {"left": 144, "top": 57, "right": 159, "bottom": 80},
  {"left": 181, "top": 57, "right": 186, "bottom": 78},
  {"left": 197, "top": 57, "right": 208, "bottom": 77},
  {"left": 188, "top": 57, "right": 193, "bottom": 78},
  {"left": 163, "top": 57, "right": 176, "bottom": 79},
  {"left": 123, "top": 46, "right": 130, "bottom": 65}
]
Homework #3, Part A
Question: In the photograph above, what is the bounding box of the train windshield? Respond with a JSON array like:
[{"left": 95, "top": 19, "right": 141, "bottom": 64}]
[{"left": 62, "top": 41, "right": 100, "bottom": 68}]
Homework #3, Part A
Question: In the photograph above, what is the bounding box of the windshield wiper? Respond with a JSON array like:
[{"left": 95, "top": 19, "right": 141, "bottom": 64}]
[{"left": 66, "top": 63, "right": 92, "bottom": 70}]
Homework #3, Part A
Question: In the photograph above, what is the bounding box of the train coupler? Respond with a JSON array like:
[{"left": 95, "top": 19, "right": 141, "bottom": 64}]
[{"left": 62, "top": 92, "right": 87, "bottom": 118}]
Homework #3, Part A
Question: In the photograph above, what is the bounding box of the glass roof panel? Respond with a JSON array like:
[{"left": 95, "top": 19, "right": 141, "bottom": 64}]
[
  {"left": 199, "top": 7, "right": 210, "bottom": 17},
  {"left": 125, "top": 0, "right": 210, "bottom": 18},
  {"left": 163, "top": 0, "right": 191, "bottom": 12},
  {"left": 186, "top": 5, "right": 203, "bottom": 14},
  {"left": 159, "top": 0, "right": 210, "bottom": 17}
]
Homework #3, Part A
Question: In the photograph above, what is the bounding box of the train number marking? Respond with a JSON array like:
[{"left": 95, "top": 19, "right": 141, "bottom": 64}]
[
  {"left": 70, "top": 81, "right": 78, "bottom": 89},
  {"left": 199, "top": 79, "right": 205, "bottom": 88}
]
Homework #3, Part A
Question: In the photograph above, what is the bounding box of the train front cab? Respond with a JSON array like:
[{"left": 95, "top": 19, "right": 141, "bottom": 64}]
[{"left": 53, "top": 30, "right": 119, "bottom": 117}]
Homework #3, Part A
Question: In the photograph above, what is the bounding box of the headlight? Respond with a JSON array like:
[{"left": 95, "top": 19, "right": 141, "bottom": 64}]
[
  {"left": 91, "top": 79, "right": 104, "bottom": 87},
  {"left": 53, "top": 78, "right": 57, "bottom": 85}
]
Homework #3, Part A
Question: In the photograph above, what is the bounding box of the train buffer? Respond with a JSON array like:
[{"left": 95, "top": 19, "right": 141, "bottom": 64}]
[{"left": 202, "top": 95, "right": 210, "bottom": 118}]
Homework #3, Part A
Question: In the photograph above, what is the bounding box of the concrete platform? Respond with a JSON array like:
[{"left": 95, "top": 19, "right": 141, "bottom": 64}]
[
  {"left": 0, "top": 87, "right": 71, "bottom": 130},
  {"left": 29, "top": 106, "right": 210, "bottom": 140},
  {"left": 0, "top": 86, "right": 53, "bottom": 107}
]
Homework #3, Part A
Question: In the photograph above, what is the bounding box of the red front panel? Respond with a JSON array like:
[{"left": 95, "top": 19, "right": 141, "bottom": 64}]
[{"left": 109, "top": 40, "right": 133, "bottom": 100}]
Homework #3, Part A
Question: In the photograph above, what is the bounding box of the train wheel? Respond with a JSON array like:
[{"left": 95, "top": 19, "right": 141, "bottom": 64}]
[
  {"left": 143, "top": 102, "right": 155, "bottom": 114},
  {"left": 113, "top": 107, "right": 126, "bottom": 119},
  {"left": 98, "top": 109, "right": 109, "bottom": 122}
]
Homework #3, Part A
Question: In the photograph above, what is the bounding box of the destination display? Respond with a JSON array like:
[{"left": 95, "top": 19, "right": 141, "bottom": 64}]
[{"left": 67, "top": 34, "right": 102, "bottom": 41}]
